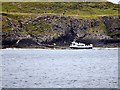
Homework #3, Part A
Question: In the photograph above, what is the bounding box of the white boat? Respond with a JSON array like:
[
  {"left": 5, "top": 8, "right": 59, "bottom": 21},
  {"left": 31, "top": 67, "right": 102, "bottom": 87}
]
[{"left": 70, "top": 41, "right": 93, "bottom": 49}]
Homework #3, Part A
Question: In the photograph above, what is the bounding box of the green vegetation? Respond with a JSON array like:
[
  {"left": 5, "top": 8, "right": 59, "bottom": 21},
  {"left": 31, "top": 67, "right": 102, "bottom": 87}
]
[
  {"left": 2, "top": 2, "right": 119, "bottom": 17},
  {"left": 107, "top": 32, "right": 118, "bottom": 36},
  {"left": 86, "top": 23, "right": 108, "bottom": 35},
  {"left": 2, "top": 2, "right": 119, "bottom": 37},
  {"left": 2, "top": 13, "right": 37, "bottom": 20},
  {"left": 2, "top": 15, "right": 52, "bottom": 37},
  {"left": 2, "top": 16, "right": 13, "bottom": 33},
  {"left": 23, "top": 21, "right": 51, "bottom": 37}
]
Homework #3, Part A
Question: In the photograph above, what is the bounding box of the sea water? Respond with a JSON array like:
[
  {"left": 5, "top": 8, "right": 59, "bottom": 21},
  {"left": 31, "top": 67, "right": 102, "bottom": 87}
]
[{"left": 1, "top": 48, "right": 118, "bottom": 88}]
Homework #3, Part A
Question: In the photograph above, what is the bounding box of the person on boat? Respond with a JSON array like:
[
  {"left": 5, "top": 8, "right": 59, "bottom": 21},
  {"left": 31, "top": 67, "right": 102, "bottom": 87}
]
[{"left": 77, "top": 13, "right": 79, "bottom": 15}]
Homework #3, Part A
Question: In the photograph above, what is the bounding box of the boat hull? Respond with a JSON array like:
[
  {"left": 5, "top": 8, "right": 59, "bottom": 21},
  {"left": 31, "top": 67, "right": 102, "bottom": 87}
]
[{"left": 70, "top": 47, "right": 92, "bottom": 49}]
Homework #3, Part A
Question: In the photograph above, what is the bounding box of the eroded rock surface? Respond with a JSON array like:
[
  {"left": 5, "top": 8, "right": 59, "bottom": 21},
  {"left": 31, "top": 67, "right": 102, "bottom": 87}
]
[{"left": 2, "top": 15, "right": 120, "bottom": 48}]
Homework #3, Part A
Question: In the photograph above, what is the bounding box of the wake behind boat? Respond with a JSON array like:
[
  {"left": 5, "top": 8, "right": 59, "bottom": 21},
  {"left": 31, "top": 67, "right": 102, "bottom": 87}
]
[{"left": 70, "top": 41, "right": 93, "bottom": 49}]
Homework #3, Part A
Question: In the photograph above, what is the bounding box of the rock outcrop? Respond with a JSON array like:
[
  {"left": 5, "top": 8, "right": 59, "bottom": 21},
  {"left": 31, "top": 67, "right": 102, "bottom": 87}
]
[{"left": 2, "top": 15, "right": 120, "bottom": 48}]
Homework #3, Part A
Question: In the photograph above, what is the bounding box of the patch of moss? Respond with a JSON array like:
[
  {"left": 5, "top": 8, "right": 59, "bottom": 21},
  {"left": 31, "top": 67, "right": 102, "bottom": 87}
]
[
  {"left": 86, "top": 24, "right": 108, "bottom": 34},
  {"left": 100, "top": 25, "right": 108, "bottom": 35},
  {"left": 2, "top": 16, "right": 12, "bottom": 33},
  {"left": 107, "top": 32, "right": 118, "bottom": 36},
  {"left": 23, "top": 21, "right": 51, "bottom": 37}
]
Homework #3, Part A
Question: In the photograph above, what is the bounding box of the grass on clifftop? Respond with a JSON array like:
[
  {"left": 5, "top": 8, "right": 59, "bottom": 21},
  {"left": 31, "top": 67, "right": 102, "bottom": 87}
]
[
  {"left": 2, "top": 2, "right": 119, "bottom": 37},
  {"left": 2, "top": 2, "right": 119, "bottom": 17}
]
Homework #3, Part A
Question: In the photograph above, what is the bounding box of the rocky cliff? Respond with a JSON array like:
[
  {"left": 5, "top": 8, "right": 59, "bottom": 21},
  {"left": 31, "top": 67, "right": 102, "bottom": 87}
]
[{"left": 2, "top": 15, "right": 120, "bottom": 48}]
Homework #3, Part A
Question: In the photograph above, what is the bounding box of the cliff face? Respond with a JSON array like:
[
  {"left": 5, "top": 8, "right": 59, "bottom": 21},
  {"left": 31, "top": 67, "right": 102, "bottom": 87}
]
[{"left": 2, "top": 15, "right": 120, "bottom": 48}]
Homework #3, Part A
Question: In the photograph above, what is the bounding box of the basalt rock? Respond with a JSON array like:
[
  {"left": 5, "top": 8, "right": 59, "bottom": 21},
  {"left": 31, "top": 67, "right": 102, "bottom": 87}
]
[{"left": 2, "top": 15, "right": 120, "bottom": 48}]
